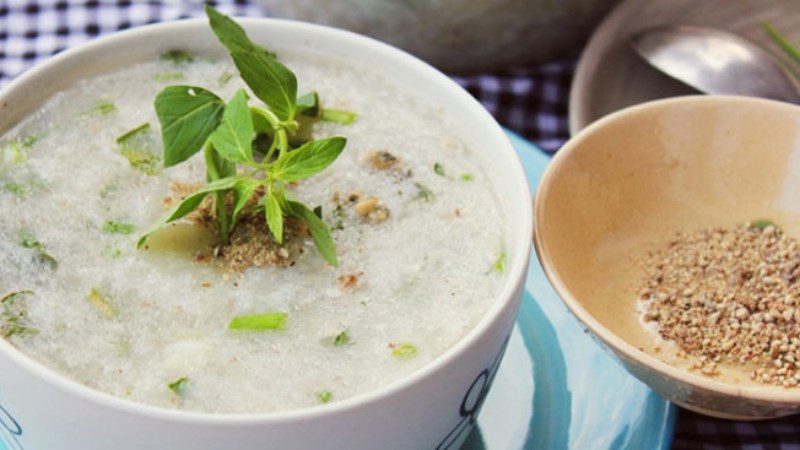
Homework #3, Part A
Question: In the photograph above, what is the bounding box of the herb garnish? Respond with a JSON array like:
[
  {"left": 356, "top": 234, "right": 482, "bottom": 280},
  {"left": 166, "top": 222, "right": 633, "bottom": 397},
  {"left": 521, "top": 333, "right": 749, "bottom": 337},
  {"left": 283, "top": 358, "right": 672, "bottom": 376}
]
[
  {"left": 460, "top": 173, "right": 474, "bottom": 182},
  {"left": 316, "top": 390, "right": 333, "bottom": 404},
  {"left": 433, "top": 162, "right": 446, "bottom": 177},
  {"left": 392, "top": 343, "right": 417, "bottom": 359},
  {"left": 168, "top": 377, "right": 189, "bottom": 396},
  {"left": 229, "top": 312, "right": 287, "bottom": 331},
  {"left": 19, "top": 230, "right": 58, "bottom": 269},
  {"left": 1, "top": 290, "right": 36, "bottom": 338},
  {"left": 87, "top": 287, "right": 118, "bottom": 319},
  {"left": 138, "top": 6, "right": 354, "bottom": 266}
]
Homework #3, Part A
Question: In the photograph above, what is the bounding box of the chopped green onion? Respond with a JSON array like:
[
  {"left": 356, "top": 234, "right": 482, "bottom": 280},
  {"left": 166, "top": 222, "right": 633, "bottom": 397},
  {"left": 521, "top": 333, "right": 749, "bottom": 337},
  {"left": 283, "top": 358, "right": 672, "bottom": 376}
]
[
  {"left": 87, "top": 287, "right": 118, "bottom": 319},
  {"left": 460, "top": 173, "right": 474, "bottom": 182},
  {"left": 321, "top": 109, "right": 357, "bottom": 125},
  {"left": 392, "top": 343, "right": 417, "bottom": 359},
  {"left": 103, "top": 221, "right": 135, "bottom": 235},
  {"left": 414, "top": 182, "right": 434, "bottom": 202},
  {"left": 168, "top": 377, "right": 189, "bottom": 396},
  {"left": 153, "top": 72, "right": 185, "bottom": 81},
  {"left": 161, "top": 49, "right": 194, "bottom": 64},
  {"left": 333, "top": 330, "right": 351, "bottom": 346},
  {"left": 434, "top": 162, "right": 446, "bottom": 177},
  {"left": 2, "top": 135, "right": 39, "bottom": 165},
  {"left": 229, "top": 312, "right": 287, "bottom": 331},
  {"left": 494, "top": 250, "right": 507, "bottom": 273},
  {"left": 316, "top": 390, "right": 333, "bottom": 404},
  {"left": 104, "top": 246, "right": 124, "bottom": 259},
  {"left": 116, "top": 123, "right": 161, "bottom": 175},
  {"left": 19, "top": 230, "right": 58, "bottom": 270},
  {"left": 84, "top": 100, "right": 116, "bottom": 116},
  {"left": 1, "top": 290, "right": 36, "bottom": 338}
]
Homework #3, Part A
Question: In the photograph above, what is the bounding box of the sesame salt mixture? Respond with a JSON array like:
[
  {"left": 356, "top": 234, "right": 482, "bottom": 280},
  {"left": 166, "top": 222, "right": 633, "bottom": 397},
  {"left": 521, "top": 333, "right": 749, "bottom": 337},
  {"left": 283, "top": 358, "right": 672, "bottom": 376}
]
[{"left": 639, "top": 223, "right": 800, "bottom": 387}]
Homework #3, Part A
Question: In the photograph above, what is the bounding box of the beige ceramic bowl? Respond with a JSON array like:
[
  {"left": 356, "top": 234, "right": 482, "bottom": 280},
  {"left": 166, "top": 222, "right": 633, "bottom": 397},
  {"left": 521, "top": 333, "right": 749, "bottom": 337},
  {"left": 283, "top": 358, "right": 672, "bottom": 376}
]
[{"left": 535, "top": 95, "right": 800, "bottom": 420}]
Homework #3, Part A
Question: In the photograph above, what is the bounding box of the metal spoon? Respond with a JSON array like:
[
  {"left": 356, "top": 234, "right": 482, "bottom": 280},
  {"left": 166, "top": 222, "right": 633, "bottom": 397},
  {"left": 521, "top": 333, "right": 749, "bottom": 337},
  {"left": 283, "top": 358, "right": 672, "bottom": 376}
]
[{"left": 630, "top": 25, "right": 800, "bottom": 104}]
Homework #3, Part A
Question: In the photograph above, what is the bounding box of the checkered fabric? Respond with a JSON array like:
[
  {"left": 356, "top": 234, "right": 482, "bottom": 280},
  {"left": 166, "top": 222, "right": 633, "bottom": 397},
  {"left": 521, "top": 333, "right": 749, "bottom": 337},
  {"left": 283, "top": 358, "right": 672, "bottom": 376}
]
[{"left": 1, "top": 1, "right": 798, "bottom": 449}]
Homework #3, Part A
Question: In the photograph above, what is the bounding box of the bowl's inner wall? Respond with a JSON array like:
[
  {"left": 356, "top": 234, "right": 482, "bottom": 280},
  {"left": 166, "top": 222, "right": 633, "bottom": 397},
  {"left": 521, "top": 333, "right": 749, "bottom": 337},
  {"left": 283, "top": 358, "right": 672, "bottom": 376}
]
[{"left": 540, "top": 98, "right": 800, "bottom": 385}]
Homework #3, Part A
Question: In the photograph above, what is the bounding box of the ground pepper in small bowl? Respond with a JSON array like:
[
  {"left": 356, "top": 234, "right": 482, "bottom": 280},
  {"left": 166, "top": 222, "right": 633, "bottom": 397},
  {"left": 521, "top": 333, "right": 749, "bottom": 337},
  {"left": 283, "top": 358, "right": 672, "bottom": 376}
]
[{"left": 639, "top": 221, "right": 800, "bottom": 387}]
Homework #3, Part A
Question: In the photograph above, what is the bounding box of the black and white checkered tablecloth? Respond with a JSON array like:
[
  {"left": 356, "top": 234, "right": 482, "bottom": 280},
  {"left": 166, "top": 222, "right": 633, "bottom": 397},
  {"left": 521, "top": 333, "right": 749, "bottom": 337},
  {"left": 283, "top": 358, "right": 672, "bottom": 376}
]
[{"left": 2, "top": 1, "right": 800, "bottom": 449}]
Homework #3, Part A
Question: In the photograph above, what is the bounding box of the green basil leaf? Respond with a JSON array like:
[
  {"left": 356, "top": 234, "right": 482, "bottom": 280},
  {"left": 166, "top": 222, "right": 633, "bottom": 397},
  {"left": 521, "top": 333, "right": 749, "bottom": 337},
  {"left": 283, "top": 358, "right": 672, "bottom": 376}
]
[
  {"left": 204, "top": 145, "right": 236, "bottom": 182},
  {"left": 208, "top": 89, "right": 255, "bottom": 165},
  {"left": 297, "top": 91, "right": 320, "bottom": 117},
  {"left": 265, "top": 186, "right": 284, "bottom": 244},
  {"left": 229, "top": 312, "right": 287, "bottom": 331},
  {"left": 205, "top": 5, "right": 297, "bottom": 121},
  {"left": 285, "top": 200, "right": 337, "bottom": 266},
  {"left": 137, "top": 176, "right": 240, "bottom": 247},
  {"left": 205, "top": 5, "right": 260, "bottom": 54},
  {"left": 231, "top": 50, "right": 297, "bottom": 121},
  {"left": 272, "top": 137, "right": 346, "bottom": 182},
  {"left": 154, "top": 85, "right": 225, "bottom": 167},
  {"left": 231, "top": 177, "right": 263, "bottom": 224},
  {"left": 251, "top": 110, "right": 274, "bottom": 135}
]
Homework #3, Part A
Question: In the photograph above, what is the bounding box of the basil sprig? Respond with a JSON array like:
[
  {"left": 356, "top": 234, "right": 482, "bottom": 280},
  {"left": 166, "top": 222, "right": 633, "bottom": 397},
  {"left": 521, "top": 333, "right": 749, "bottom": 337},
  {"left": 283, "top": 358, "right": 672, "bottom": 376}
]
[{"left": 139, "top": 6, "right": 356, "bottom": 266}]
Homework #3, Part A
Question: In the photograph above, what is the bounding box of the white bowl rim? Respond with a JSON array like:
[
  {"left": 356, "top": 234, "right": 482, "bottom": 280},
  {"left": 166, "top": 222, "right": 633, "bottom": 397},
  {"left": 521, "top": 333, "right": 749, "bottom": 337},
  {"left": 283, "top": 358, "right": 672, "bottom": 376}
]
[
  {"left": 0, "top": 16, "right": 533, "bottom": 424},
  {"left": 536, "top": 94, "right": 800, "bottom": 405}
]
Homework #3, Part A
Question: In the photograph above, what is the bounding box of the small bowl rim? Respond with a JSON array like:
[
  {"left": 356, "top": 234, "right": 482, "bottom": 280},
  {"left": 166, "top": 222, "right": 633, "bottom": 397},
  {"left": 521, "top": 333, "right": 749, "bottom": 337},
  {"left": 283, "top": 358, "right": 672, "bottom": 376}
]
[
  {"left": 0, "top": 17, "right": 533, "bottom": 423},
  {"left": 535, "top": 95, "right": 800, "bottom": 404}
]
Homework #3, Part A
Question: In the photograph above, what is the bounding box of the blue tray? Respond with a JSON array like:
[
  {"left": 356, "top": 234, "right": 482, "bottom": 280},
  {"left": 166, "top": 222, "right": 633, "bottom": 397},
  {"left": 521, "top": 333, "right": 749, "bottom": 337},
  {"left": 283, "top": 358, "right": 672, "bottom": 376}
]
[
  {"left": 466, "top": 131, "right": 676, "bottom": 449},
  {"left": 0, "top": 132, "right": 675, "bottom": 450}
]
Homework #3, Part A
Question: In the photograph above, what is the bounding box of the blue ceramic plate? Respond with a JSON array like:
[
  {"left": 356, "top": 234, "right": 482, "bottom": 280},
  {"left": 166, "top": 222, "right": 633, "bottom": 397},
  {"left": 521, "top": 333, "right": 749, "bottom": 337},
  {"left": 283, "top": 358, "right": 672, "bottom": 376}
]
[
  {"left": 0, "top": 132, "right": 675, "bottom": 450},
  {"left": 464, "top": 131, "right": 676, "bottom": 449}
]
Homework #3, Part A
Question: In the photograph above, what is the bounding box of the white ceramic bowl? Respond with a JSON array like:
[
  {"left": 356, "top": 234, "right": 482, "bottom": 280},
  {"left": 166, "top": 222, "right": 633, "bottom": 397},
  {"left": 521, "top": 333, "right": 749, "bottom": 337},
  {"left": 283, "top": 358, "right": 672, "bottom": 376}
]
[{"left": 0, "top": 18, "right": 532, "bottom": 450}]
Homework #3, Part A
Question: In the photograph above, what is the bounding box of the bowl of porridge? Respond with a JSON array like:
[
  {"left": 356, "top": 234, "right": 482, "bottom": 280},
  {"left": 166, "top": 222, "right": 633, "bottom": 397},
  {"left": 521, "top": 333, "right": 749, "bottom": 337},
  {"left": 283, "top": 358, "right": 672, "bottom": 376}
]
[
  {"left": 0, "top": 8, "right": 532, "bottom": 449},
  {"left": 535, "top": 95, "right": 800, "bottom": 419}
]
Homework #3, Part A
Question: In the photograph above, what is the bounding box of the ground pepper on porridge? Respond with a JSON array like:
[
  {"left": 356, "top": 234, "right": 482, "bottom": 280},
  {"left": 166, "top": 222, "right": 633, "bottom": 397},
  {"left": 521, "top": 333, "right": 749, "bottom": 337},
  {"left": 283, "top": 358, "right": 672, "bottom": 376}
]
[{"left": 639, "top": 222, "right": 800, "bottom": 387}]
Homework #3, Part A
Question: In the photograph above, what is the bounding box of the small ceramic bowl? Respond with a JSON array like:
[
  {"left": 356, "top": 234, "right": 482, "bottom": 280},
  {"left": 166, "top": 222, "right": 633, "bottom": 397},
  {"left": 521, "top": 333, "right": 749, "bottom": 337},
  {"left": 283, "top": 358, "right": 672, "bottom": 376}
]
[
  {"left": 0, "top": 17, "right": 532, "bottom": 450},
  {"left": 535, "top": 96, "right": 800, "bottom": 420}
]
